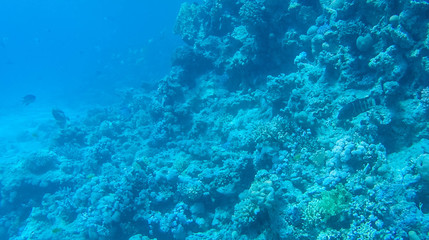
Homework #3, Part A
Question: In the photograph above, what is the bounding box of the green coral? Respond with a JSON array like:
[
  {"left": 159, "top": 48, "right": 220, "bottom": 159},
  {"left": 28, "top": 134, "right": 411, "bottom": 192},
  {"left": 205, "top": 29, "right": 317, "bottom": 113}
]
[
  {"left": 319, "top": 184, "right": 352, "bottom": 216},
  {"left": 305, "top": 184, "right": 352, "bottom": 223}
]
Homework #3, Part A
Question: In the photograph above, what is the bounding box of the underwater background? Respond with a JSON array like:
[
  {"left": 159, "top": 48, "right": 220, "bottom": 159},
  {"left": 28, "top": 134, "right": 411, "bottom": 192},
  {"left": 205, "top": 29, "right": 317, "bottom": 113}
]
[{"left": 0, "top": 0, "right": 428, "bottom": 239}]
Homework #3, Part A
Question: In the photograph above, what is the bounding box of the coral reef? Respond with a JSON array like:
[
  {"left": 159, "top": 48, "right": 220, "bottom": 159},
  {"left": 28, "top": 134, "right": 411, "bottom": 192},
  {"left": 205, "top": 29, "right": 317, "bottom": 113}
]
[{"left": 1, "top": 0, "right": 429, "bottom": 239}]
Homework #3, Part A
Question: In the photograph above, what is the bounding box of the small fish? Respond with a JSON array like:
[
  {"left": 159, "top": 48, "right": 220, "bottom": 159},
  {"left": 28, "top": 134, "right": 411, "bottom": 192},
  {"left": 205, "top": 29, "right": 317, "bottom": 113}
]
[
  {"left": 22, "top": 94, "right": 36, "bottom": 106},
  {"left": 52, "top": 108, "right": 68, "bottom": 128},
  {"left": 338, "top": 96, "right": 380, "bottom": 120}
]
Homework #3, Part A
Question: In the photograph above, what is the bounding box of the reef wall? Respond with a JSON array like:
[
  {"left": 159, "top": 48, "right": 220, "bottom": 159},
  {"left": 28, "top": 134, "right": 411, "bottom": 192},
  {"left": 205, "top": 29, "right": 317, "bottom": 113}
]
[{"left": 1, "top": 0, "right": 429, "bottom": 239}]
